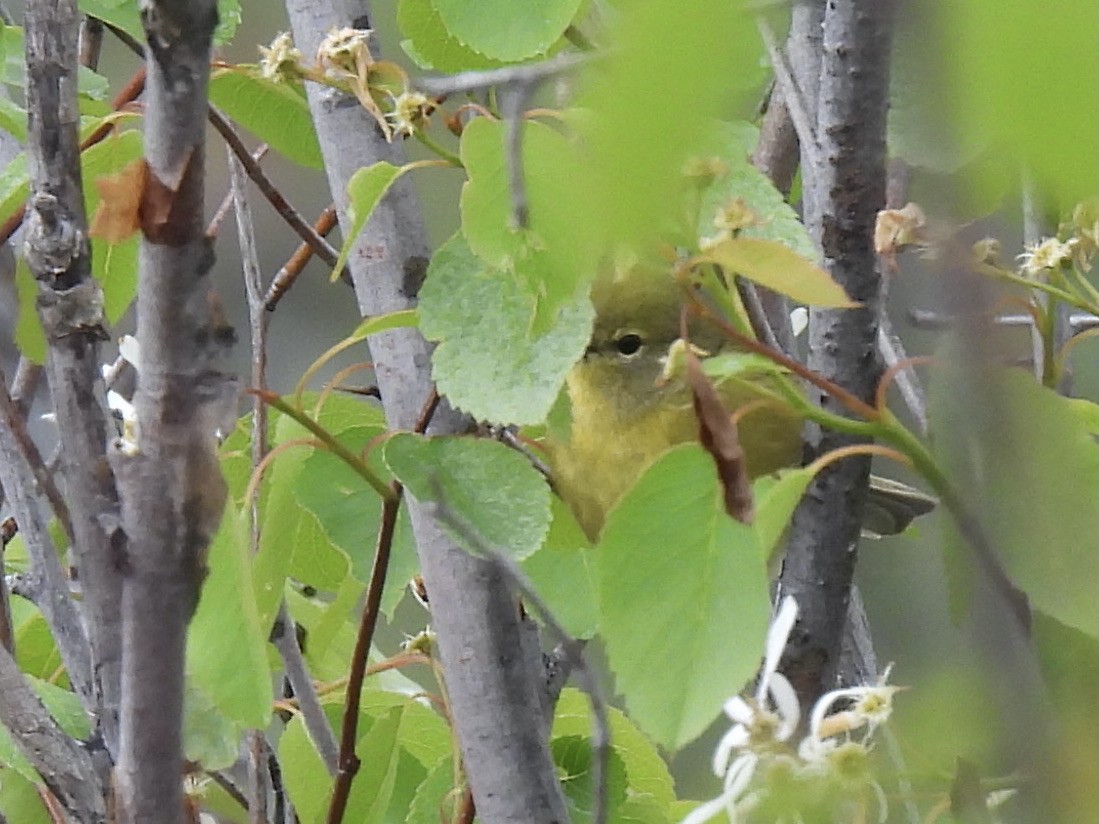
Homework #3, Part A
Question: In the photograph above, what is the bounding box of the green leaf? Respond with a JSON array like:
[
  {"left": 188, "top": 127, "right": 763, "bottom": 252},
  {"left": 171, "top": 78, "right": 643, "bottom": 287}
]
[
  {"left": 597, "top": 444, "right": 771, "bottom": 749},
  {"left": 698, "top": 237, "right": 857, "bottom": 308},
  {"left": 696, "top": 122, "right": 819, "bottom": 261},
  {"left": 182, "top": 680, "right": 242, "bottom": 771},
  {"left": 209, "top": 67, "right": 324, "bottom": 169},
  {"left": 13, "top": 609, "right": 63, "bottom": 683},
  {"left": 753, "top": 468, "right": 815, "bottom": 565},
  {"left": 358, "top": 691, "right": 452, "bottom": 770},
  {"left": 344, "top": 707, "right": 403, "bottom": 824},
  {"left": 295, "top": 423, "right": 389, "bottom": 576},
  {"left": 0, "top": 23, "right": 22, "bottom": 86},
  {"left": 419, "top": 232, "right": 592, "bottom": 425},
  {"left": 279, "top": 710, "right": 334, "bottom": 823},
  {"left": 0, "top": 152, "right": 28, "bottom": 225},
  {"left": 574, "top": 0, "right": 764, "bottom": 251},
  {"left": 187, "top": 507, "right": 273, "bottom": 730},
  {"left": 0, "top": 96, "right": 27, "bottom": 141},
  {"left": 935, "top": 0, "right": 1098, "bottom": 205},
  {"left": 214, "top": 0, "right": 242, "bottom": 45},
  {"left": 552, "top": 688, "right": 676, "bottom": 810},
  {"left": 79, "top": 0, "right": 143, "bottom": 43},
  {"left": 431, "top": 0, "right": 582, "bottom": 62},
  {"left": 0, "top": 769, "right": 51, "bottom": 824},
  {"left": 331, "top": 162, "right": 441, "bottom": 281},
  {"left": 406, "top": 759, "right": 462, "bottom": 824},
  {"left": 285, "top": 590, "right": 425, "bottom": 696},
  {"left": 552, "top": 735, "right": 629, "bottom": 824},
  {"left": 293, "top": 418, "right": 422, "bottom": 617},
  {"left": 929, "top": 346, "right": 1099, "bottom": 636},
  {"left": 14, "top": 258, "right": 46, "bottom": 365},
  {"left": 459, "top": 117, "right": 601, "bottom": 330},
  {"left": 253, "top": 401, "right": 369, "bottom": 628},
  {"left": 93, "top": 233, "right": 139, "bottom": 324},
  {"left": 397, "top": 0, "right": 506, "bottom": 71},
  {"left": 384, "top": 433, "right": 552, "bottom": 560},
  {"left": 522, "top": 496, "right": 598, "bottom": 639}
]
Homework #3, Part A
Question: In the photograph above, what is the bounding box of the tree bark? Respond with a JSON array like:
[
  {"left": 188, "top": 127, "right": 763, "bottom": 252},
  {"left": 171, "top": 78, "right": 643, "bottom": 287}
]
[
  {"left": 109, "top": 3, "right": 229, "bottom": 823},
  {"left": 779, "top": 0, "right": 895, "bottom": 711},
  {"left": 283, "top": 3, "right": 570, "bottom": 821}
]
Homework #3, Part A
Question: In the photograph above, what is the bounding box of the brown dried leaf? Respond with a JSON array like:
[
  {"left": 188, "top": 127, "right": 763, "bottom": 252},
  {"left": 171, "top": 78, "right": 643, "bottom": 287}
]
[
  {"left": 686, "top": 348, "right": 754, "bottom": 524},
  {"left": 139, "top": 149, "right": 200, "bottom": 245},
  {"left": 89, "top": 158, "right": 147, "bottom": 245},
  {"left": 875, "top": 201, "right": 928, "bottom": 271}
]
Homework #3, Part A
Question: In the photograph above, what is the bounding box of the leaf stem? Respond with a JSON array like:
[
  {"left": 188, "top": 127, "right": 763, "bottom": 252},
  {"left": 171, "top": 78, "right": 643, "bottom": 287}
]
[{"left": 253, "top": 391, "right": 397, "bottom": 501}]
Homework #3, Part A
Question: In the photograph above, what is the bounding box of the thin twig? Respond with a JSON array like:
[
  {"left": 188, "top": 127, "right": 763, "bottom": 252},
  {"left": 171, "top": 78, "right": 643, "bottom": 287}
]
[
  {"left": 264, "top": 205, "right": 342, "bottom": 311},
  {"left": 418, "top": 52, "right": 590, "bottom": 97},
  {"left": 0, "top": 373, "right": 90, "bottom": 700},
  {"left": 228, "top": 142, "right": 283, "bottom": 821},
  {"left": 0, "top": 518, "right": 15, "bottom": 654},
  {"left": 0, "top": 376, "right": 74, "bottom": 540},
  {"left": 325, "top": 388, "right": 438, "bottom": 824},
  {"left": 877, "top": 320, "right": 928, "bottom": 434},
  {"left": 908, "top": 308, "right": 1099, "bottom": 330},
  {"left": 272, "top": 602, "right": 339, "bottom": 774},
  {"left": 734, "top": 277, "right": 783, "bottom": 353},
  {"left": 208, "top": 145, "right": 270, "bottom": 238},
  {"left": 208, "top": 106, "right": 342, "bottom": 268},
  {"left": 325, "top": 486, "right": 402, "bottom": 824},
  {"left": 501, "top": 85, "right": 532, "bottom": 229},
  {"left": 755, "top": 17, "right": 818, "bottom": 165}
]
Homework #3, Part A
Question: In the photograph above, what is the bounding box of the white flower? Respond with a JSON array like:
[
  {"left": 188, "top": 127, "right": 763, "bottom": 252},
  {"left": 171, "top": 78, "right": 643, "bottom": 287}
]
[
  {"left": 1017, "top": 237, "right": 1074, "bottom": 276},
  {"left": 681, "top": 597, "right": 800, "bottom": 824},
  {"left": 802, "top": 663, "right": 899, "bottom": 755},
  {"left": 258, "top": 32, "right": 303, "bottom": 84}
]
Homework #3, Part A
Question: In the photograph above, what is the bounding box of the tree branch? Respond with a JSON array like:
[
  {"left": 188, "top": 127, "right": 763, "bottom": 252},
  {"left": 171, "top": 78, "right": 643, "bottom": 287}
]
[
  {"left": 109, "top": 3, "right": 230, "bottom": 823},
  {"left": 0, "top": 371, "right": 94, "bottom": 707},
  {"left": 284, "top": 3, "right": 570, "bottom": 821},
  {"left": 23, "top": 0, "right": 126, "bottom": 754},
  {"left": 0, "top": 645, "right": 107, "bottom": 823},
  {"left": 779, "top": 0, "right": 896, "bottom": 713}
]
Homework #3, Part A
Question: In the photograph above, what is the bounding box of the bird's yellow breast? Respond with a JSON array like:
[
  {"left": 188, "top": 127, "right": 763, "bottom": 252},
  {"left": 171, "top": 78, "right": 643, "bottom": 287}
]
[{"left": 545, "top": 357, "right": 803, "bottom": 540}]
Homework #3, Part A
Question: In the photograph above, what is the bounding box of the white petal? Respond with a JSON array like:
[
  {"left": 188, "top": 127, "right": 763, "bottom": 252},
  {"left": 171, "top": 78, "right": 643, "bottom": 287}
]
[
  {"left": 679, "top": 794, "right": 732, "bottom": 824},
  {"left": 712, "top": 724, "right": 750, "bottom": 776},
  {"left": 723, "top": 752, "right": 758, "bottom": 799},
  {"left": 118, "top": 335, "right": 141, "bottom": 370},
  {"left": 809, "top": 685, "right": 864, "bottom": 738},
  {"left": 722, "top": 695, "right": 755, "bottom": 725},
  {"left": 768, "top": 671, "right": 801, "bottom": 740},
  {"left": 758, "top": 597, "right": 798, "bottom": 701},
  {"left": 789, "top": 307, "right": 809, "bottom": 337},
  {"left": 107, "top": 391, "right": 136, "bottom": 422}
]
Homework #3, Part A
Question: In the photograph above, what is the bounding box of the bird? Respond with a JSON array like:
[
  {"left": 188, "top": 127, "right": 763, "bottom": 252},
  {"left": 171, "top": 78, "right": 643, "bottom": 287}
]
[{"left": 543, "top": 269, "right": 935, "bottom": 541}]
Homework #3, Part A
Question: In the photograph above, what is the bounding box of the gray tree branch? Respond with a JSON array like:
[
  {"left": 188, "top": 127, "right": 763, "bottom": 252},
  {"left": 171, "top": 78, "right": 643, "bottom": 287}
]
[
  {"left": 283, "top": 3, "right": 570, "bottom": 821},
  {"left": 108, "top": 3, "right": 229, "bottom": 823},
  {"left": 0, "top": 371, "right": 94, "bottom": 707},
  {"left": 0, "top": 645, "right": 107, "bottom": 823},
  {"left": 22, "top": 0, "right": 125, "bottom": 755},
  {"left": 779, "top": 0, "right": 896, "bottom": 711}
]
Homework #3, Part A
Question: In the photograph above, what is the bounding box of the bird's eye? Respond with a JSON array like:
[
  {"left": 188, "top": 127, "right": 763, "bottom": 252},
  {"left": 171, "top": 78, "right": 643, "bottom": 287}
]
[{"left": 614, "top": 333, "right": 644, "bottom": 357}]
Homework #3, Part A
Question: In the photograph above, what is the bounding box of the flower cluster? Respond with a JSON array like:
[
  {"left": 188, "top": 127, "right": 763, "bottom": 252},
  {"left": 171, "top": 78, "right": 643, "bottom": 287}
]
[
  {"left": 258, "top": 30, "right": 434, "bottom": 141},
  {"left": 681, "top": 598, "right": 901, "bottom": 824}
]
